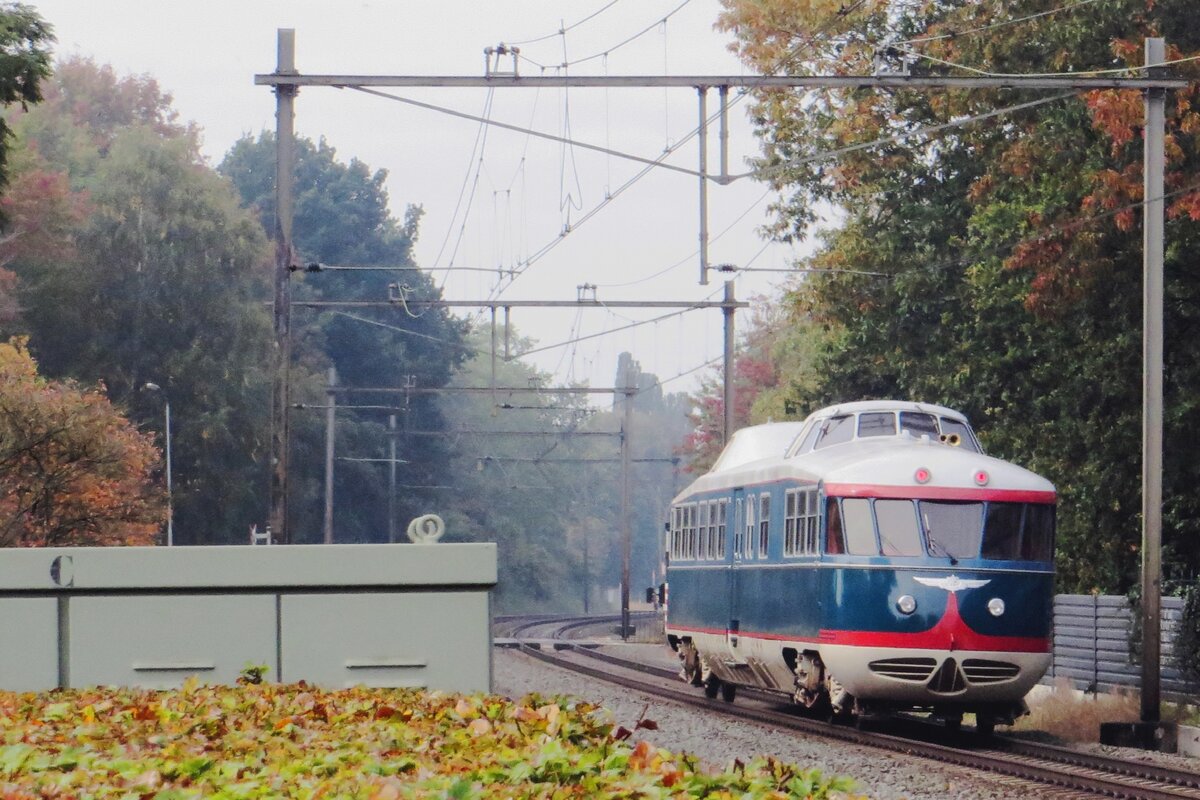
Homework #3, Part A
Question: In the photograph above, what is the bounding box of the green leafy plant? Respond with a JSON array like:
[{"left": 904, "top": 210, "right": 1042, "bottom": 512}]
[{"left": 0, "top": 682, "right": 863, "bottom": 798}]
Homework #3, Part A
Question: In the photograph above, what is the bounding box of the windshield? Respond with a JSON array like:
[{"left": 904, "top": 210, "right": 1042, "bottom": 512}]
[{"left": 918, "top": 500, "right": 983, "bottom": 559}]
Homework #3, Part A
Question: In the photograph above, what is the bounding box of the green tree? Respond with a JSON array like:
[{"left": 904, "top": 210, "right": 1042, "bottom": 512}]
[
  {"left": 220, "top": 132, "right": 468, "bottom": 542},
  {"left": 717, "top": 0, "right": 1200, "bottom": 591},
  {"left": 5, "top": 59, "right": 276, "bottom": 544},
  {"left": 0, "top": 2, "right": 52, "bottom": 209}
]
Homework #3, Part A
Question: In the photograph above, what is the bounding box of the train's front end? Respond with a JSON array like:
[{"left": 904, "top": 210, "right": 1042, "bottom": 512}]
[{"left": 814, "top": 437, "right": 1055, "bottom": 728}]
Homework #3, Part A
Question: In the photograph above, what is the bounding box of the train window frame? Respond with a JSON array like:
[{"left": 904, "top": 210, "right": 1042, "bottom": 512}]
[
  {"left": 899, "top": 411, "right": 939, "bottom": 439},
  {"left": 670, "top": 506, "right": 682, "bottom": 560},
  {"left": 918, "top": 500, "right": 984, "bottom": 560},
  {"left": 813, "top": 414, "right": 855, "bottom": 450},
  {"left": 825, "top": 497, "right": 846, "bottom": 555},
  {"left": 872, "top": 498, "right": 924, "bottom": 557},
  {"left": 784, "top": 487, "right": 820, "bottom": 557},
  {"left": 857, "top": 412, "right": 897, "bottom": 438},
  {"left": 698, "top": 501, "right": 710, "bottom": 560},
  {"left": 733, "top": 498, "right": 744, "bottom": 557},
  {"left": 842, "top": 498, "right": 878, "bottom": 555},
  {"left": 758, "top": 494, "right": 770, "bottom": 558},
  {"left": 715, "top": 501, "right": 724, "bottom": 556},
  {"left": 744, "top": 495, "right": 756, "bottom": 559}
]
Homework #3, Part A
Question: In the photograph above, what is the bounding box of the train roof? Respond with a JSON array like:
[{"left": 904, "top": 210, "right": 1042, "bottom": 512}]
[
  {"left": 710, "top": 421, "right": 808, "bottom": 471},
  {"left": 799, "top": 399, "right": 969, "bottom": 423}
]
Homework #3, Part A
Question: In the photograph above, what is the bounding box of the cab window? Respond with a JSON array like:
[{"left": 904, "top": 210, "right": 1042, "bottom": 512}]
[
  {"left": 842, "top": 498, "right": 877, "bottom": 555},
  {"left": 814, "top": 415, "right": 854, "bottom": 449},
  {"left": 899, "top": 412, "right": 939, "bottom": 438},
  {"left": 858, "top": 412, "right": 897, "bottom": 438},
  {"left": 825, "top": 498, "right": 845, "bottom": 554},
  {"left": 874, "top": 499, "right": 923, "bottom": 556}
]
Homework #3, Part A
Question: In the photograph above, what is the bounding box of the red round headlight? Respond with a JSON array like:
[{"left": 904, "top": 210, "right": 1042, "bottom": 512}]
[
  {"left": 974, "top": 470, "right": 989, "bottom": 486},
  {"left": 914, "top": 468, "right": 931, "bottom": 484}
]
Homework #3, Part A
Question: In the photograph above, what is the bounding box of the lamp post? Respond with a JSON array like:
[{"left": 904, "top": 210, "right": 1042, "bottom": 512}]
[{"left": 144, "top": 382, "right": 173, "bottom": 546}]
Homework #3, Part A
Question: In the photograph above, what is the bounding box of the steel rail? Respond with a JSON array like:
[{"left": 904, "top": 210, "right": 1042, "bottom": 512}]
[{"left": 513, "top": 632, "right": 1200, "bottom": 799}]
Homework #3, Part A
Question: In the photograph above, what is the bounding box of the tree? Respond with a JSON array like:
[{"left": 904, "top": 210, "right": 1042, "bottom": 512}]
[
  {"left": 716, "top": 0, "right": 1200, "bottom": 591},
  {"left": 0, "top": 2, "right": 52, "bottom": 214},
  {"left": 0, "top": 338, "right": 163, "bottom": 546},
  {"left": 5, "top": 59, "right": 276, "bottom": 544},
  {"left": 220, "top": 132, "right": 468, "bottom": 542}
]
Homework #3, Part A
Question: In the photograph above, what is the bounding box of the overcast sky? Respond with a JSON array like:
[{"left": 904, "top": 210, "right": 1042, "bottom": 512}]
[{"left": 32, "top": 1, "right": 812, "bottom": 399}]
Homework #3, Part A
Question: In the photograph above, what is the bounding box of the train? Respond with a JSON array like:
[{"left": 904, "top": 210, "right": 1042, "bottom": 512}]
[{"left": 662, "top": 400, "right": 1055, "bottom": 734}]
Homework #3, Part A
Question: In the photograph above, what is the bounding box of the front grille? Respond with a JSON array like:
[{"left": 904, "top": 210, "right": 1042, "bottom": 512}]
[
  {"left": 928, "top": 658, "right": 967, "bottom": 694},
  {"left": 962, "top": 659, "right": 1020, "bottom": 684},
  {"left": 868, "top": 657, "right": 937, "bottom": 682}
]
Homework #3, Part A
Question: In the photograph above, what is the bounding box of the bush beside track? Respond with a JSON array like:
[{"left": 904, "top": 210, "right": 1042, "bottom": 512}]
[{"left": 0, "top": 680, "right": 863, "bottom": 799}]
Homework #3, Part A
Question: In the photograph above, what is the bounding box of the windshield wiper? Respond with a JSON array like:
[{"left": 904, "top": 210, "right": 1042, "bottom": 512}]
[{"left": 923, "top": 513, "right": 958, "bottom": 565}]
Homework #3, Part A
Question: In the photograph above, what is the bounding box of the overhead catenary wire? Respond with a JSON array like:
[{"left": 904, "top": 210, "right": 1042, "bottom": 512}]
[
  {"left": 898, "top": 48, "right": 1200, "bottom": 79},
  {"left": 888, "top": 0, "right": 1103, "bottom": 47},
  {"left": 504, "top": 0, "right": 624, "bottom": 47}
]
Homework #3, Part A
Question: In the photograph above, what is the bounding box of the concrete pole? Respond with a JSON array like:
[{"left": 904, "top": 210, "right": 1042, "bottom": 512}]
[
  {"left": 1140, "top": 36, "right": 1165, "bottom": 724},
  {"left": 323, "top": 367, "right": 336, "bottom": 545},
  {"left": 723, "top": 280, "right": 736, "bottom": 446},
  {"left": 620, "top": 365, "right": 634, "bottom": 640},
  {"left": 270, "top": 29, "right": 297, "bottom": 543},
  {"left": 718, "top": 85, "right": 730, "bottom": 182},
  {"left": 698, "top": 86, "right": 710, "bottom": 285},
  {"left": 164, "top": 398, "right": 173, "bottom": 546},
  {"left": 388, "top": 414, "right": 398, "bottom": 544}
]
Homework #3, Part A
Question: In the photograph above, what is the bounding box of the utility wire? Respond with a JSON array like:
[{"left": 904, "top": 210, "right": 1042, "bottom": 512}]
[
  {"left": 889, "top": 0, "right": 1102, "bottom": 46},
  {"left": 899, "top": 48, "right": 1200, "bottom": 79},
  {"left": 549, "top": 0, "right": 694, "bottom": 69},
  {"left": 518, "top": 306, "right": 698, "bottom": 358},
  {"left": 505, "top": 0, "right": 624, "bottom": 46},
  {"left": 349, "top": 85, "right": 706, "bottom": 179},
  {"left": 736, "top": 93, "right": 1073, "bottom": 181}
]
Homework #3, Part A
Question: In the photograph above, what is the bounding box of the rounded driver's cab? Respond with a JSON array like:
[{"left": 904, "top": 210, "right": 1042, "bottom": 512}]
[{"left": 786, "top": 400, "right": 982, "bottom": 457}]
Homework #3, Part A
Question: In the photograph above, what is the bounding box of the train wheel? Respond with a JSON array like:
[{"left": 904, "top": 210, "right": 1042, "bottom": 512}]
[
  {"left": 975, "top": 716, "right": 996, "bottom": 737},
  {"left": 680, "top": 642, "right": 704, "bottom": 686},
  {"left": 720, "top": 682, "right": 737, "bottom": 703},
  {"left": 703, "top": 675, "right": 721, "bottom": 699}
]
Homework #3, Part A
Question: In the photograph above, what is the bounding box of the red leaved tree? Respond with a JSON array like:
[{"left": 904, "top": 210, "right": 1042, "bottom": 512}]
[{"left": 0, "top": 338, "right": 164, "bottom": 546}]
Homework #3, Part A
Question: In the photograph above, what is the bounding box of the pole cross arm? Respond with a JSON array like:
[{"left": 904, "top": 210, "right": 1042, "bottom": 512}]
[{"left": 255, "top": 73, "right": 1190, "bottom": 91}]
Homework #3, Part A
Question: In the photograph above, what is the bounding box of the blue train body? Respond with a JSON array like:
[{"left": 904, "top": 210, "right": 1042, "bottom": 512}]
[{"left": 663, "top": 401, "right": 1055, "bottom": 731}]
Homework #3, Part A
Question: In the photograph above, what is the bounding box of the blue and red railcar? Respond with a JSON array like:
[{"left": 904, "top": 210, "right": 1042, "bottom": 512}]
[{"left": 664, "top": 401, "right": 1054, "bottom": 732}]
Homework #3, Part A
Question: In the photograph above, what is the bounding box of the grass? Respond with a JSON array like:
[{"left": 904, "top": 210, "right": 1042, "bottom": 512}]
[{"left": 1013, "top": 678, "right": 1141, "bottom": 742}]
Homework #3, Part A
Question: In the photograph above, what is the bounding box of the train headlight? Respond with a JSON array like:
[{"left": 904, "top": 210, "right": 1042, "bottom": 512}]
[
  {"left": 896, "top": 595, "right": 917, "bottom": 615},
  {"left": 987, "top": 598, "right": 1006, "bottom": 617}
]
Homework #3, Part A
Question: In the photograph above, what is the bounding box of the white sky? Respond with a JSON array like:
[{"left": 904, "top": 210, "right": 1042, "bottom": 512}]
[{"left": 32, "top": 0, "right": 813, "bottom": 399}]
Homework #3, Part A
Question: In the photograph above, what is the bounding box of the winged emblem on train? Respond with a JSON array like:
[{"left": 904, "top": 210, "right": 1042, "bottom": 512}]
[{"left": 913, "top": 575, "right": 991, "bottom": 593}]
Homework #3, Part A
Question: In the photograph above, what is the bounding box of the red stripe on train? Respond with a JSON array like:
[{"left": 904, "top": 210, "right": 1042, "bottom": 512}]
[{"left": 823, "top": 483, "right": 1055, "bottom": 504}]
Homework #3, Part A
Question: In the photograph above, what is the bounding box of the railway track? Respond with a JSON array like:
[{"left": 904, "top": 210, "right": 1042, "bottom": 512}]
[{"left": 500, "top": 614, "right": 1200, "bottom": 800}]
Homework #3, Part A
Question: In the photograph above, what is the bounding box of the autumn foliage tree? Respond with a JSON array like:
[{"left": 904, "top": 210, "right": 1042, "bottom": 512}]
[
  {"left": 716, "top": 0, "right": 1200, "bottom": 591},
  {"left": 0, "top": 339, "right": 163, "bottom": 547}
]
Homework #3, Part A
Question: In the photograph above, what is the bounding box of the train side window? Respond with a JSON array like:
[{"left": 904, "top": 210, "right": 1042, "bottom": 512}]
[
  {"left": 858, "top": 412, "right": 897, "bottom": 438},
  {"left": 734, "top": 499, "right": 744, "bottom": 557},
  {"left": 842, "top": 498, "right": 877, "bottom": 555},
  {"left": 744, "top": 495, "right": 756, "bottom": 558},
  {"left": 825, "top": 498, "right": 845, "bottom": 555},
  {"left": 1021, "top": 504, "right": 1055, "bottom": 562},
  {"left": 899, "top": 412, "right": 939, "bottom": 439},
  {"left": 717, "top": 500, "right": 728, "bottom": 558},
  {"left": 795, "top": 421, "right": 822, "bottom": 453},
  {"left": 982, "top": 502, "right": 1024, "bottom": 559},
  {"left": 919, "top": 500, "right": 983, "bottom": 559},
  {"left": 671, "top": 506, "right": 681, "bottom": 559},
  {"left": 698, "top": 502, "right": 710, "bottom": 560},
  {"left": 874, "top": 499, "right": 922, "bottom": 556},
  {"left": 785, "top": 491, "right": 798, "bottom": 555},
  {"left": 804, "top": 489, "right": 820, "bottom": 553},
  {"left": 814, "top": 415, "right": 854, "bottom": 450},
  {"left": 759, "top": 494, "right": 770, "bottom": 558}
]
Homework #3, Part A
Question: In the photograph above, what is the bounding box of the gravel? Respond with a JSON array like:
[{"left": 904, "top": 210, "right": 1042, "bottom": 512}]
[{"left": 492, "top": 644, "right": 1057, "bottom": 799}]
